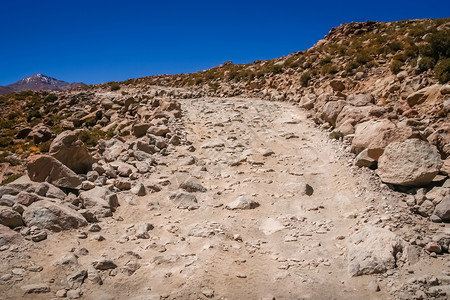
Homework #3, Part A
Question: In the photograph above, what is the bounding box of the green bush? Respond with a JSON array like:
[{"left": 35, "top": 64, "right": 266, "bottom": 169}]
[
  {"left": 390, "top": 59, "right": 403, "bottom": 74},
  {"left": 320, "top": 56, "right": 333, "bottom": 66},
  {"left": 321, "top": 63, "right": 338, "bottom": 75},
  {"left": 434, "top": 58, "right": 450, "bottom": 83},
  {"left": 387, "top": 41, "right": 404, "bottom": 53},
  {"left": 355, "top": 51, "right": 373, "bottom": 65},
  {"left": 78, "top": 128, "right": 105, "bottom": 147},
  {"left": 110, "top": 82, "right": 120, "bottom": 91},
  {"left": 44, "top": 94, "right": 58, "bottom": 102},
  {"left": 345, "top": 60, "right": 361, "bottom": 73},
  {"left": 38, "top": 140, "right": 52, "bottom": 153},
  {"left": 300, "top": 72, "right": 311, "bottom": 87},
  {"left": 417, "top": 56, "right": 436, "bottom": 73}
]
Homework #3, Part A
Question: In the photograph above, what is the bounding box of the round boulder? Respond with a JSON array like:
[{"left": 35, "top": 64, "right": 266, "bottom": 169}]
[{"left": 377, "top": 139, "right": 443, "bottom": 186}]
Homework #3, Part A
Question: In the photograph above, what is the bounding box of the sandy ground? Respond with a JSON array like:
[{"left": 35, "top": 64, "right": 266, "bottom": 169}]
[{"left": 0, "top": 97, "right": 448, "bottom": 300}]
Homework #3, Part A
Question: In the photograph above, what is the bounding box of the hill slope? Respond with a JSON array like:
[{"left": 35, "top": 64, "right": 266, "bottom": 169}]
[{"left": 0, "top": 74, "right": 86, "bottom": 94}]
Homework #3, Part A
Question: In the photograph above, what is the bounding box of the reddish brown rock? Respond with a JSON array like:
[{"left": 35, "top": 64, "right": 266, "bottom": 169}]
[
  {"left": 49, "top": 131, "right": 94, "bottom": 174},
  {"left": 27, "top": 155, "right": 82, "bottom": 189}
]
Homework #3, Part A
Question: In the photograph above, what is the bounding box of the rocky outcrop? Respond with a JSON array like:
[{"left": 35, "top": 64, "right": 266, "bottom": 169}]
[
  {"left": 49, "top": 131, "right": 94, "bottom": 174},
  {"left": 377, "top": 139, "right": 443, "bottom": 186},
  {"left": 23, "top": 200, "right": 87, "bottom": 232},
  {"left": 27, "top": 155, "right": 82, "bottom": 189}
]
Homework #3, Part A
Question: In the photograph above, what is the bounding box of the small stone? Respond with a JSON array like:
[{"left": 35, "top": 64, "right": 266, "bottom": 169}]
[
  {"left": 368, "top": 280, "right": 380, "bottom": 292},
  {"left": 1, "top": 274, "right": 12, "bottom": 281},
  {"left": 77, "top": 232, "right": 88, "bottom": 239},
  {"left": 12, "top": 268, "right": 24, "bottom": 275},
  {"left": 21, "top": 283, "right": 50, "bottom": 294},
  {"left": 81, "top": 181, "right": 95, "bottom": 190},
  {"left": 88, "top": 224, "right": 101, "bottom": 232},
  {"left": 202, "top": 288, "right": 215, "bottom": 298},
  {"left": 226, "top": 196, "right": 259, "bottom": 210},
  {"left": 31, "top": 231, "right": 47, "bottom": 242},
  {"left": 430, "top": 214, "right": 442, "bottom": 223},
  {"left": 130, "top": 183, "right": 146, "bottom": 196},
  {"left": 56, "top": 289, "right": 67, "bottom": 298},
  {"left": 93, "top": 258, "right": 117, "bottom": 270},
  {"left": 66, "top": 288, "right": 82, "bottom": 299},
  {"left": 425, "top": 242, "right": 442, "bottom": 254},
  {"left": 91, "top": 234, "right": 105, "bottom": 241},
  {"left": 136, "top": 223, "right": 154, "bottom": 239},
  {"left": 28, "top": 265, "right": 43, "bottom": 272}
]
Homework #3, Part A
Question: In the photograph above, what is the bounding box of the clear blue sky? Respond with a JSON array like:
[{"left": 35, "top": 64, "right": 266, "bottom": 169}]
[{"left": 0, "top": 0, "right": 448, "bottom": 85}]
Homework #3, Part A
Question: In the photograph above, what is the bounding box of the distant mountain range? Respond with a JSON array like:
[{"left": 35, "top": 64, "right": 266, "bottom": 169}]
[{"left": 0, "top": 74, "right": 86, "bottom": 94}]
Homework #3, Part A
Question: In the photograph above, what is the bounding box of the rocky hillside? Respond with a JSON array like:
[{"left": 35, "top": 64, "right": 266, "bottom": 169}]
[{"left": 0, "top": 17, "right": 449, "bottom": 299}]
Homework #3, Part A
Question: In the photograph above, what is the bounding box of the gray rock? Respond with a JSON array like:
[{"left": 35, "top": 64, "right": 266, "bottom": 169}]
[
  {"left": 23, "top": 200, "right": 87, "bottom": 232},
  {"left": 93, "top": 258, "right": 117, "bottom": 270},
  {"left": 0, "top": 207, "right": 24, "bottom": 228},
  {"left": 31, "top": 230, "right": 47, "bottom": 242},
  {"left": 179, "top": 181, "right": 207, "bottom": 193},
  {"left": 226, "top": 196, "right": 260, "bottom": 210},
  {"left": 88, "top": 265, "right": 103, "bottom": 285},
  {"left": 79, "top": 186, "right": 119, "bottom": 218},
  {"left": 131, "top": 183, "right": 146, "bottom": 196},
  {"left": 67, "top": 270, "right": 87, "bottom": 289},
  {"left": 434, "top": 195, "right": 450, "bottom": 222},
  {"left": 348, "top": 226, "right": 405, "bottom": 276},
  {"left": 347, "top": 93, "right": 373, "bottom": 106},
  {"left": 377, "top": 139, "right": 442, "bottom": 186},
  {"left": 135, "top": 223, "right": 153, "bottom": 239},
  {"left": 417, "top": 200, "right": 435, "bottom": 217},
  {"left": 168, "top": 190, "right": 199, "bottom": 210},
  {"left": 21, "top": 283, "right": 50, "bottom": 294}
]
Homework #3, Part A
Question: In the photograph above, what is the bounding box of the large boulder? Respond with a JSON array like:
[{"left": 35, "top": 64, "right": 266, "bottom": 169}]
[
  {"left": 335, "top": 105, "right": 372, "bottom": 128},
  {"left": 367, "top": 126, "right": 421, "bottom": 161},
  {"left": 28, "top": 123, "right": 52, "bottom": 144},
  {"left": 49, "top": 131, "right": 94, "bottom": 174},
  {"left": 23, "top": 200, "right": 87, "bottom": 232},
  {"left": 0, "top": 224, "right": 23, "bottom": 247},
  {"left": 351, "top": 120, "right": 395, "bottom": 154},
  {"left": 406, "top": 85, "right": 437, "bottom": 107},
  {"left": 27, "top": 155, "right": 82, "bottom": 189},
  {"left": 0, "top": 207, "right": 24, "bottom": 228},
  {"left": 377, "top": 139, "right": 443, "bottom": 186},
  {"left": 348, "top": 227, "right": 405, "bottom": 276},
  {"left": 330, "top": 80, "right": 345, "bottom": 92},
  {"left": 320, "top": 100, "right": 346, "bottom": 127}
]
